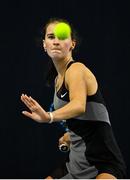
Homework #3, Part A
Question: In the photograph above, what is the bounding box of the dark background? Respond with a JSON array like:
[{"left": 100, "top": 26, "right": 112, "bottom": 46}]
[{"left": 0, "top": 0, "right": 129, "bottom": 178}]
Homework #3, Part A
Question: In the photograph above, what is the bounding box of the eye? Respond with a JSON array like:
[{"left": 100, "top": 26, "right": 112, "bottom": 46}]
[{"left": 47, "top": 34, "right": 55, "bottom": 39}]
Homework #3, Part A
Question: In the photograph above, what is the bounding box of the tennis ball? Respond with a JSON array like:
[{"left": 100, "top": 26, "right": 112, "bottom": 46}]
[{"left": 54, "top": 22, "right": 71, "bottom": 40}]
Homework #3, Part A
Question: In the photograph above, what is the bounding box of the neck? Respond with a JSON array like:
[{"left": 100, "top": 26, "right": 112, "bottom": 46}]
[{"left": 52, "top": 56, "right": 73, "bottom": 76}]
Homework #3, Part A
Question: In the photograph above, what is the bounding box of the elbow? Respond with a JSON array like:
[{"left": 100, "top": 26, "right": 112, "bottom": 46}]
[
  {"left": 79, "top": 106, "right": 86, "bottom": 114},
  {"left": 76, "top": 103, "right": 86, "bottom": 115}
]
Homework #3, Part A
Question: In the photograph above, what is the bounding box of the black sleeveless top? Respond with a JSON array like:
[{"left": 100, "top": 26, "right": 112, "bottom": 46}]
[{"left": 53, "top": 61, "right": 126, "bottom": 179}]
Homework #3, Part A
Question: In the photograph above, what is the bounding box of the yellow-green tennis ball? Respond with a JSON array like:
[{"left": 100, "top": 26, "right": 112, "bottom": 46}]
[{"left": 54, "top": 22, "right": 71, "bottom": 40}]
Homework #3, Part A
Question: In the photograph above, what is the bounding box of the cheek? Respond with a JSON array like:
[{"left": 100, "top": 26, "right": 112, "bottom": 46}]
[
  {"left": 45, "top": 41, "right": 50, "bottom": 48},
  {"left": 64, "top": 42, "right": 71, "bottom": 51},
  {"left": 63, "top": 39, "right": 73, "bottom": 50},
  {"left": 44, "top": 38, "right": 52, "bottom": 48}
]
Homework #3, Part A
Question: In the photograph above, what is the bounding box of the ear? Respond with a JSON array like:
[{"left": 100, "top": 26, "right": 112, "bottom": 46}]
[
  {"left": 69, "top": 40, "right": 76, "bottom": 51},
  {"left": 71, "top": 40, "right": 76, "bottom": 49},
  {"left": 43, "top": 40, "right": 46, "bottom": 49}
]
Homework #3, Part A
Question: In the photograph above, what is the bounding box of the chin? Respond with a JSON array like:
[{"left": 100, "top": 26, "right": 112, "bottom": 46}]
[{"left": 51, "top": 54, "right": 63, "bottom": 60}]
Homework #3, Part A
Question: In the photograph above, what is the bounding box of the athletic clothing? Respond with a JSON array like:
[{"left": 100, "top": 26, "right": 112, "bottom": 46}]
[{"left": 53, "top": 61, "right": 126, "bottom": 179}]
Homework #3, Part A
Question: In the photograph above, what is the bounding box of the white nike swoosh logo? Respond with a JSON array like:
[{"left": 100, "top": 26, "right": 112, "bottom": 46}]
[{"left": 61, "top": 92, "right": 67, "bottom": 98}]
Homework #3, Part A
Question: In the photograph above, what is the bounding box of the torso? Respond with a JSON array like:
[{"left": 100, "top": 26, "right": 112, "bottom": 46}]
[{"left": 53, "top": 61, "right": 126, "bottom": 179}]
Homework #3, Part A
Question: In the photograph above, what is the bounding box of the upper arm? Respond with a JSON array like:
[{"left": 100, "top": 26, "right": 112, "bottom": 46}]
[{"left": 65, "top": 63, "right": 87, "bottom": 106}]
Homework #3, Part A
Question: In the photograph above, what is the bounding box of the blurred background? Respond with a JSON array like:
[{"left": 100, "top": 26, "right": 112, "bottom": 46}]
[{"left": 0, "top": 0, "right": 129, "bottom": 178}]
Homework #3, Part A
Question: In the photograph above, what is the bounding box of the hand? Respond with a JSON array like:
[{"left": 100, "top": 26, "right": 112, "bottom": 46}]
[
  {"left": 21, "top": 94, "right": 50, "bottom": 123},
  {"left": 59, "top": 132, "right": 71, "bottom": 147}
]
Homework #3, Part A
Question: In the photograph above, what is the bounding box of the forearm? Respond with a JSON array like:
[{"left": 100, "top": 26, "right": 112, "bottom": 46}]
[
  {"left": 52, "top": 100, "right": 86, "bottom": 122},
  {"left": 21, "top": 94, "right": 86, "bottom": 123}
]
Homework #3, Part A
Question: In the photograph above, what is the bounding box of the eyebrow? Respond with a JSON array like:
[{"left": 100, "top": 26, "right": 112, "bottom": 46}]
[{"left": 47, "top": 33, "right": 54, "bottom": 36}]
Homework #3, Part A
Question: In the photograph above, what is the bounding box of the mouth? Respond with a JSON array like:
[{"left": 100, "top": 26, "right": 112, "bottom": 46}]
[
  {"left": 51, "top": 49, "right": 61, "bottom": 53},
  {"left": 52, "top": 48, "right": 61, "bottom": 51}
]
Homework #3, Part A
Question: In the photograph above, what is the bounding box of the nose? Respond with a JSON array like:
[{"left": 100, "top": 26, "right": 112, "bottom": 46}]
[{"left": 53, "top": 37, "right": 60, "bottom": 45}]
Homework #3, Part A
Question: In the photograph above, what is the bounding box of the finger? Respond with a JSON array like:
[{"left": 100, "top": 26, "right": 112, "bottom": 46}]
[
  {"left": 64, "top": 133, "right": 70, "bottom": 143},
  {"left": 22, "top": 101, "right": 37, "bottom": 112},
  {"left": 21, "top": 96, "right": 33, "bottom": 109},
  {"left": 29, "top": 96, "right": 45, "bottom": 113},
  {"left": 22, "top": 111, "right": 33, "bottom": 118},
  {"left": 21, "top": 94, "right": 42, "bottom": 113},
  {"left": 21, "top": 94, "right": 34, "bottom": 109},
  {"left": 59, "top": 137, "right": 64, "bottom": 144},
  {"left": 59, "top": 141, "right": 67, "bottom": 147},
  {"left": 29, "top": 96, "right": 37, "bottom": 105},
  {"left": 21, "top": 94, "right": 32, "bottom": 103},
  {"left": 24, "top": 94, "right": 34, "bottom": 106}
]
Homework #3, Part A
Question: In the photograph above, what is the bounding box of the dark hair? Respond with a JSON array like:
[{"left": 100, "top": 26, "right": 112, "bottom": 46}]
[
  {"left": 43, "top": 17, "right": 81, "bottom": 87},
  {"left": 43, "top": 17, "right": 79, "bottom": 41}
]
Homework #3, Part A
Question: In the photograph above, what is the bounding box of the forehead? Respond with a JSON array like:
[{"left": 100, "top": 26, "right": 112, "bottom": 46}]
[
  {"left": 45, "top": 22, "right": 73, "bottom": 41},
  {"left": 46, "top": 23, "right": 58, "bottom": 34}
]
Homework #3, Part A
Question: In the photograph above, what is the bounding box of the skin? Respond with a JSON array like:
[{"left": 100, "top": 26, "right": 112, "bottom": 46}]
[
  {"left": 21, "top": 22, "right": 89, "bottom": 122},
  {"left": 21, "top": 22, "right": 116, "bottom": 179}
]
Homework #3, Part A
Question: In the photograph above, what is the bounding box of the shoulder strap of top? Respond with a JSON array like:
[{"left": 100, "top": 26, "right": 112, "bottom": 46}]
[
  {"left": 66, "top": 60, "right": 76, "bottom": 70},
  {"left": 62, "top": 61, "right": 76, "bottom": 90}
]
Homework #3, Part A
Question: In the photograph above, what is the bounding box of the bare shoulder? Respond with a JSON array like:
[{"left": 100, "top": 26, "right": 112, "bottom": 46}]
[
  {"left": 70, "top": 62, "right": 86, "bottom": 68},
  {"left": 66, "top": 62, "right": 86, "bottom": 74},
  {"left": 65, "top": 61, "right": 98, "bottom": 95},
  {"left": 66, "top": 62, "right": 95, "bottom": 78},
  {"left": 64, "top": 62, "right": 85, "bottom": 85}
]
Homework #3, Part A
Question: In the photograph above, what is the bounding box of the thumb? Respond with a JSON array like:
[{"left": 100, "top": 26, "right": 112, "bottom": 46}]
[{"left": 22, "top": 111, "right": 33, "bottom": 118}]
